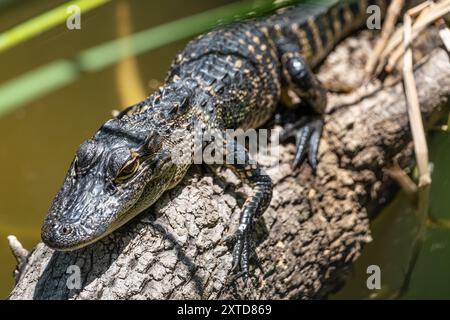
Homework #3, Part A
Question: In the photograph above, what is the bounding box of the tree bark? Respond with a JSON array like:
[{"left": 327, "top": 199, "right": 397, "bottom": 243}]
[{"left": 9, "top": 30, "right": 450, "bottom": 300}]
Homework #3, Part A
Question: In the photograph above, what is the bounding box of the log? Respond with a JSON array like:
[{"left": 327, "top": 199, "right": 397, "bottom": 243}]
[{"left": 9, "top": 30, "right": 450, "bottom": 300}]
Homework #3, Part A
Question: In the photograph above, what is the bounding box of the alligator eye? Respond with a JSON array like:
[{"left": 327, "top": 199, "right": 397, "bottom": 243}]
[{"left": 115, "top": 152, "right": 140, "bottom": 183}]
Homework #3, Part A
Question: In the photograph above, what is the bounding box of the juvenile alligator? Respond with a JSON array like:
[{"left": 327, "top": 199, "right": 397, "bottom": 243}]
[{"left": 42, "top": 0, "right": 390, "bottom": 277}]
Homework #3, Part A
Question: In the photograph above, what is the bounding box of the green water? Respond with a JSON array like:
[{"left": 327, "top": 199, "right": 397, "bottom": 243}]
[
  {"left": 0, "top": 0, "right": 449, "bottom": 299},
  {"left": 333, "top": 132, "right": 450, "bottom": 299}
]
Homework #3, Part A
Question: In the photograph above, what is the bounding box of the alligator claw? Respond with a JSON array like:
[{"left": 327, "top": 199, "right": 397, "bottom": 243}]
[
  {"left": 226, "top": 226, "right": 259, "bottom": 281},
  {"left": 281, "top": 116, "right": 323, "bottom": 172}
]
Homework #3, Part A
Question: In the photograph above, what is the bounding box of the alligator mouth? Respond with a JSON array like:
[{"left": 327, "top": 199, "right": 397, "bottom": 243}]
[
  {"left": 41, "top": 218, "right": 108, "bottom": 251},
  {"left": 43, "top": 235, "right": 100, "bottom": 251},
  {"left": 41, "top": 204, "right": 145, "bottom": 252}
]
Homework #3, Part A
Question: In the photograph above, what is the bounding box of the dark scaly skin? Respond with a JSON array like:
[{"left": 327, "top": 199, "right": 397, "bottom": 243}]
[{"left": 42, "top": 0, "right": 390, "bottom": 277}]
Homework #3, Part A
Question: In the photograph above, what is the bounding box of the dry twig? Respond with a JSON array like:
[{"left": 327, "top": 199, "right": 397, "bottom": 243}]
[
  {"left": 365, "top": 0, "right": 405, "bottom": 77},
  {"left": 402, "top": 14, "right": 431, "bottom": 187},
  {"left": 384, "top": 0, "right": 450, "bottom": 73}
]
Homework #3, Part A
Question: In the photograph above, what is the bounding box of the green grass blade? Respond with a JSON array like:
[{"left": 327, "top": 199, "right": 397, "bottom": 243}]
[
  {"left": 0, "top": 0, "right": 111, "bottom": 53},
  {"left": 0, "top": 60, "right": 78, "bottom": 117},
  {"left": 76, "top": 0, "right": 302, "bottom": 71},
  {"left": 0, "top": 0, "right": 339, "bottom": 117}
]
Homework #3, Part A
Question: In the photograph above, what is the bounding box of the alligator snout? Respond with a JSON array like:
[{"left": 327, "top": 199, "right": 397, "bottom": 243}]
[{"left": 41, "top": 219, "right": 76, "bottom": 250}]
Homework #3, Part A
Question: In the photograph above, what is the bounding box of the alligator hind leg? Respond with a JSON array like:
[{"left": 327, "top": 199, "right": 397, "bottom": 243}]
[
  {"left": 280, "top": 49, "right": 326, "bottom": 171},
  {"left": 222, "top": 140, "right": 272, "bottom": 279}
]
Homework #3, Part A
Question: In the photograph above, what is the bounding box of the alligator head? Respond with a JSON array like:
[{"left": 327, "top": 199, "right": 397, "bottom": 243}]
[{"left": 41, "top": 114, "right": 188, "bottom": 251}]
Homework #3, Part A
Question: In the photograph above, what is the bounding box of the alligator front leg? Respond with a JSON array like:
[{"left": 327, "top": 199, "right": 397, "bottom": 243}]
[
  {"left": 222, "top": 140, "right": 272, "bottom": 279},
  {"left": 280, "top": 47, "right": 326, "bottom": 171}
]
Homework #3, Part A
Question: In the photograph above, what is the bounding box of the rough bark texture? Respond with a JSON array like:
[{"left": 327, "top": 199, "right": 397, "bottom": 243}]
[{"left": 9, "top": 30, "right": 450, "bottom": 300}]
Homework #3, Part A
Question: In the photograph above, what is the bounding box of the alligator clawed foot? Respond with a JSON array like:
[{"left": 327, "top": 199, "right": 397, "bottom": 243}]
[
  {"left": 224, "top": 227, "right": 262, "bottom": 284},
  {"left": 280, "top": 115, "right": 323, "bottom": 173}
]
